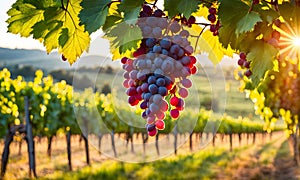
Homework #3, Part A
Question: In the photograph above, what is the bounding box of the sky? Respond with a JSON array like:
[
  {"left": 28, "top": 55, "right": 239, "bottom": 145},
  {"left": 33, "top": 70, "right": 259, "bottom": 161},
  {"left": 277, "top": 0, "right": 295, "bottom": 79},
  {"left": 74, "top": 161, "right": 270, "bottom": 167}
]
[{"left": 0, "top": 0, "right": 46, "bottom": 50}]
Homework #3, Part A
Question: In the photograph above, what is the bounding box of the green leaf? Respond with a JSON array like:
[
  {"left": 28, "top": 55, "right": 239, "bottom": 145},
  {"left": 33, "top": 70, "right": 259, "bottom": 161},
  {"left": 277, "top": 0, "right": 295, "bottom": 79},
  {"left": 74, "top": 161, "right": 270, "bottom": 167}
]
[
  {"left": 177, "top": 0, "right": 200, "bottom": 18},
  {"left": 248, "top": 41, "right": 278, "bottom": 86},
  {"left": 218, "top": 0, "right": 249, "bottom": 48},
  {"left": 164, "top": 0, "right": 181, "bottom": 18},
  {"left": 253, "top": 2, "right": 279, "bottom": 24},
  {"left": 79, "top": 0, "right": 111, "bottom": 34},
  {"left": 104, "top": 23, "right": 142, "bottom": 59},
  {"left": 102, "top": 15, "right": 123, "bottom": 31},
  {"left": 236, "top": 12, "right": 262, "bottom": 35},
  {"left": 58, "top": 28, "right": 69, "bottom": 47},
  {"left": 43, "top": 21, "right": 63, "bottom": 52},
  {"left": 118, "top": 0, "right": 144, "bottom": 22}
]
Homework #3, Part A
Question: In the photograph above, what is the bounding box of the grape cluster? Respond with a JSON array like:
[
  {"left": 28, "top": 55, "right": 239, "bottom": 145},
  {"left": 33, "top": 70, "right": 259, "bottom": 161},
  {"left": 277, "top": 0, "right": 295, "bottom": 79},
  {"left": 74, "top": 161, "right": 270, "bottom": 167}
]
[
  {"left": 178, "top": 16, "right": 196, "bottom": 27},
  {"left": 122, "top": 5, "right": 197, "bottom": 136},
  {"left": 237, "top": 52, "right": 252, "bottom": 77},
  {"left": 208, "top": 7, "right": 220, "bottom": 36}
]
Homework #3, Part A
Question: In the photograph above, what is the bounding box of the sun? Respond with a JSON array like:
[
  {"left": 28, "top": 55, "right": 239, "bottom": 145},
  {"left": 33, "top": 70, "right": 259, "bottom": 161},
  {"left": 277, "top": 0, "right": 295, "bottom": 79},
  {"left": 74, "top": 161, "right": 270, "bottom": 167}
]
[
  {"left": 292, "top": 37, "right": 300, "bottom": 47},
  {"left": 276, "top": 21, "right": 300, "bottom": 59}
]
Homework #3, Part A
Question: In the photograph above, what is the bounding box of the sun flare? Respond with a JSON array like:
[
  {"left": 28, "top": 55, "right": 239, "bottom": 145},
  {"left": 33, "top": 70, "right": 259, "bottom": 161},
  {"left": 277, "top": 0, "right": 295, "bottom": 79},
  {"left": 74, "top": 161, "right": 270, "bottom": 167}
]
[
  {"left": 277, "top": 21, "right": 300, "bottom": 59},
  {"left": 292, "top": 37, "right": 300, "bottom": 47}
]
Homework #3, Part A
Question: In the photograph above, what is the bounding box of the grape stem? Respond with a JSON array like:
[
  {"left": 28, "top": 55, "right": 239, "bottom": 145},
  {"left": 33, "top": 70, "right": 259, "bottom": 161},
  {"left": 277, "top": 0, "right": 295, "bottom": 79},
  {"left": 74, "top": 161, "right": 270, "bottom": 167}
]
[
  {"left": 194, "top": 25, "right": 208, "bottom": 52},
  {"left": 195, "top": 22, "right": 213, "bottom": 26},
  {"left": 60, "top": 0, "right": 79, "bottom": 30},
  {"left": 152, "top": 0, "right": 159, "bottom": 8}
]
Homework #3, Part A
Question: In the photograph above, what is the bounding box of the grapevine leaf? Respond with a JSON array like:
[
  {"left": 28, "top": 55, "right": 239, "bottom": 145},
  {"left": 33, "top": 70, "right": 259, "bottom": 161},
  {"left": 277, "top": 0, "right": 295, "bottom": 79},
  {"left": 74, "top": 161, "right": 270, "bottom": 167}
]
[
  {"left": 278, "top": 2, "right": 300, "bottom": 27},
  {"left": 118, "top": 0, "right": 144, "bottom": 22},
  {"left": 102, "top": 15, "right": 123, "bottom": 31},
  {"left": 253, "top": 3, "right": 279, "bottom": 24},
  {"left": 278, "top": 2, "right": 295, "bottom": 22},
  {"left": 42, "top": 0, "right": 90, "bottom": 64},
  {"left": 218, "top": 0, "right": 249, "bottom": 48},
  {"left": 79, "top": 0, "right": 111, "bottom": 34},
  {"left": 104, "top": 23, "right": 142, "bottom": 60},
  {"left": 58, "top": 27, "right": 90, "bottom": 64},
  {"left": 6, "top": 1, "right": 44, "bottom": 37},
  {"left": 235, "top": 12, "right": 262, "bottom": 35},
  {"left": 164, "top": 0, "right": 181, "bottom": 18},
  {"left": 58, "top": 28, "right": 69, "bottom": 48},
  {"left": 177, "top": 0, "right": 200, "bottom": 18},
  {"left": 43, "top": 21, "right": 64, "bottom": 52},
  {"left": 248, "top": 41, "right": 278, "bottom": 86},
  {"left": 31, "top": 20, "right": 50, "bottom": 39},
  {"left": 198, "top": 30, "right": 234, "bottom": 64}
]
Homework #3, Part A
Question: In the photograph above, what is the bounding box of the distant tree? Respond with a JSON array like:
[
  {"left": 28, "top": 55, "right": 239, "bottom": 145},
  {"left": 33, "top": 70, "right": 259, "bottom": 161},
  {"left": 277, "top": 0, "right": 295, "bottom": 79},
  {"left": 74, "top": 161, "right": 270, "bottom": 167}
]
[
  {"left": 80, "top": 75, "right": 93, "bottom": 90},
  {"left": 101, "top": 83, "right": 111, "bottom": 95},
  {"left": 49, "top": 70, "right": 73, "bottom": 85},
  {"left": 105, "top": 66, "right": 114, "bottom": 74}
]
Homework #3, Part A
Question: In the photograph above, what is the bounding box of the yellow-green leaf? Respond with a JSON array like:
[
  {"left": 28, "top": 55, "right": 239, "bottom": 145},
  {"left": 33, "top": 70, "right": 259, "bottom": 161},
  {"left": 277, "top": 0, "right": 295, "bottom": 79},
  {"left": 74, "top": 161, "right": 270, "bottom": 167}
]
[
  {"left": 7, "top": 2, "right": 44, "bottom": 37},
  {"left": 196, "top": 29, "right": 234, "bottom": 65}
]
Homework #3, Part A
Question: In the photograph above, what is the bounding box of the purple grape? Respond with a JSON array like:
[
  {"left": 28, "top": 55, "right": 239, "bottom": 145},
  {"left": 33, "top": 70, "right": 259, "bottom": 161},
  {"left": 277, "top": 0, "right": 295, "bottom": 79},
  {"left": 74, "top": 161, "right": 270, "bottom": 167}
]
[
  {"left": 210, "top": 25, "right": 217, "bottom": 32},
  {"left": 158, "top": 18, "right": 168, "bottom": 29},
  {"left": 148, "top": 76, "right": 157, "bottom": 84},
  {"left": 162, "top": 49, "right": 169, "bottom": 55},
  {"left": 153, "top": 45, "right": 162, "bottom": 53},
  {"left": 156, "top": 78, "right": 165, "bottom": 86},
  {"left": 181, "top": 56, "right": 190, "bottom": 66},
  {"left": 152, "top": 27, "right": 162, "bottom": 38},
  {"left": 170, "top": 44, "right": 181, "bottom": 54},
  {"left": 142, "top": 26, "right": 152, "bottom": 35},
  {"left": 143, "top": 5, "right": 152, "bottom": 15},
  {"left": 126, "top": 87, "right": 137, "bottom": 96},
  {"left": 160, "top": 39, "right": 171, "bottom": 49},
  {"left": 209, "top": 7, "right": 217, "bottom": 15},
  {"left": 208, "top": 14, "right": 216, "bottom": 23},
  {"left": 141, "top": 83, "right": 149, "bottom": 92},
  {"left": 245, "top": 69, "right": 252, "bottom": 77},
  {"left": 154, "top": 9, "right": 164, "bottom": 17},
  {"left": 148, "top": 84, "right": 158, "bottom": 94},
  {"left": 188, "top": 16, "right": 196, "bottom": 24},
  {"left": 179, "top": 88, "right": 188, "bottom": 98},
  {"left": 180, "top": 30, "right": 189, "bottom": 37},
  {"left": 146, "top": 38, "right": 156, "bottom": 48},
  {"left": 177, "top": 48, "right": 184, "bottom": 58},
  {"left": 237, "top": 59, "right": 245, "bottom": 66},
  {"left": 170, "top": 21, "right": 181, "bottom": 33},
  {"left": 146, "top": 123, "right": 156, "bottom": 131},
  {"left": 243, "top": 61, "right": 250, "bottom": 68},
  {"left": 181, "top": 78, "right": 192, "bottom": 88},
  {"left": 142, "top": 111, "right": 147, "bottom": 119},
  {"left": 149, "top": 103, "right": 159, "bottom": 113},
  {"left": 143, "top": 92, "right": 152, "bottom": 101},
  {"left": 158, "top": 86, "right": 167, "bottom": 96},
  {"left": 140, "top": 101, "right": 148, "bottom": 109},
  {"left": 128, "top": 96, "right": 136, "bottom": 105}
]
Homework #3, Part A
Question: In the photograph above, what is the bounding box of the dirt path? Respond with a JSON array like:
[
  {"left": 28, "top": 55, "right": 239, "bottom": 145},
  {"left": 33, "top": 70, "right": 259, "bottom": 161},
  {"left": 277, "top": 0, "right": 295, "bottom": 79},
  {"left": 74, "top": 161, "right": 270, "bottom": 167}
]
[{"left": 215, "top": 136, "right": 300, "bottom": 179}]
